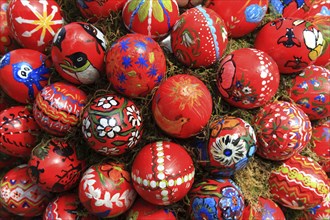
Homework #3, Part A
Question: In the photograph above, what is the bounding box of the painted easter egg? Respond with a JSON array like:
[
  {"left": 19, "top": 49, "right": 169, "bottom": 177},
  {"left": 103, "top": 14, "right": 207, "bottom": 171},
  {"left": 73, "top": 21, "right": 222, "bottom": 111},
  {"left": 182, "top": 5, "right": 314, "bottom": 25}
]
[
  {"left": 287, "top": 65, "right": 330, "bottom": 120},
  {"left": 33, "top": 82, "right": 87, "bottom": 137},
  {"left": 126, "top": 197, "right": 176, "bottom": 219},
  {"left": 312, "top": 119, "right": 330, "bottom": 173},
  {"left": 7, "top": 0, "right": 64, "bottom": 53},
  {"left": 188, "top": 178, "right": 244, "bottom": 219},
  {"left": 82, "top": 94, "right": 143, "bottom": 156},
  {"left": 205, "top": 0, "right": 269, "bottom": 38},
  {"left": 122, "top": 0, "right": 179, "bottom": 39},
  {"left": 76, "top": 0, "right": 126, "bottom": 22},
  {"left": 0, "top": 0, "right": 18, "bottom": 55},
  {"left": 255, "top": 17, "right": 325, "bottom": 74},
  {"left": 176, "top": 0, "right": 203, "bottom": 9},
  {"left": 79, "top": 161, "right": 137, "bottom": 218},
  {"left": 206, "top": 116, "right": 257, "bottom": 177},
  {"left": 216, "top": 48, "right": 280, "bottom": 109},
  {"left": 0, "top": 164, "right": 51, "bottom": 217},
  {"left": 152, "top": 74, "right": 212, "bottom": 139},
  {"left": 269, "top": 154, "right": 329, "bottom": 209},
  {"left": 0, "top": 49, "right": 51, "bottom": 103},
  {"left": 44, "top": 193, "right": 94, "bottom": 220},
  {"left": 242, "top": 197, "right": 286, "bottom": 220},
  {"left": 106, "top": 33, "right": 166, "bottom": 98},
  {"left": 0, "top": 106, "right": 40, "bottom": 157},
  {"left": 51, "top": 22, "right": 107, "bottom": 85},
  {"left": 170, "top": 5, "right": 228, "bottom": 68},
  {"left": 306, "top": 192, "right": 330, "bottom": 220},
  {"left": 28, "top": 138, "right": 86, "bottom": 193},
  {"left": 254, "top": 101, "right": 312, "bottom": 161},
  {"left": 131, "top": 141, "right": 195, "bottom": 205}
]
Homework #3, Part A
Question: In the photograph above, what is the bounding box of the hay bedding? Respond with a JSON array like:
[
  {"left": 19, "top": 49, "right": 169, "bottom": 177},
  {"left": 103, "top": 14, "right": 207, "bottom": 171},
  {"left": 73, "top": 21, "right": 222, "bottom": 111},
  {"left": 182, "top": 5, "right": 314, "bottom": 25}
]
[{"left": 0, "top": 0, "right": 328, "bottom": 219}]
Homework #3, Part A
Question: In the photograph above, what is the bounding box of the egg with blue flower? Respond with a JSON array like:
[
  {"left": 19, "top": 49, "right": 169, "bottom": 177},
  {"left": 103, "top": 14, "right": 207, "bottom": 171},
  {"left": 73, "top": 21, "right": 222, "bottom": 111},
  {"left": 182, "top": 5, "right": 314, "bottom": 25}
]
[
  {"left": 188, "top": 178, "right": 245, "bottom": 220},
  {"left": 206, "top": 116, "right": 257, "bottom": 177}
]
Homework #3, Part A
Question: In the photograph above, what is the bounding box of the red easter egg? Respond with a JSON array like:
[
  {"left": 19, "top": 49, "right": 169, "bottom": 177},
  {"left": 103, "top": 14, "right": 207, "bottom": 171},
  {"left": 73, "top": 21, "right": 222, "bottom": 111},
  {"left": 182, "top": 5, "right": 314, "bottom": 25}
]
[
  {"left": 76, "top": 0, "right": 126, "bottom": 22},
  {"left": 51, "top": 22, "right": 107, "bottom": 85},
  {"left": 0, "top": 106, "right": 40, "bottom": 157},
  {"left": 131, "top": 141, "right": 195, "bottom": 205},
  {"left": 254, "top": 101, "right": 312, "bottom": 161},
  {"left": 287, "top": 65, "right": 330, "bottom": 120},
  {"left": 0, "top": 164, "right": 51, "bottom": 217},
  {"left": 0, "top": 0, "right": 18, "bottom": 55},
  {"left": 152, "top": 74, "right": 212, "bottom": 138},
  {"left": 79, "top": 161, "right": 137, "bottom": 218},
  {"left": 106, "top": 33, "right": 166, "bottom": 98},
  {"left": 269, "top": 154, "right": 329, "bottom": 209},
  {"left": 216, "top": 48, "right": 280, "bottom": 109},
  {"left": 7, "top": 0, "right": 64, "bottom": 53},
  {"left": 312, "top": 119, "right": 330, "bottom": 173},
  {"left": 188, "top": 178, "right": 245, "bottom": 219},
  {"left": 205, "top": 0, "right": 269, "bottom": 38},
  {"left": 33, "top": 82, "right": 87, "bottom": 136},
  {"left": 170, "top": 6, "right": 228, "bottom": 68},
  {"left": 176, "top": 0, "right": 203, "bottom": 9},
  {"left": 28, "top": 138, "right": 86, "bottom": 193},
  {"left": 122, "top": 0, "right": 179, "bottom": 39},
  {"left": 0, "top": 49, "right": 51, "bottom": 103},
  {"left": 44, "top": 193, "right": 94, "bottom": 220},
  {"left": 255, "top": 17, "right": 325, "bottom": 74},
  {"left": 307, "top": 192, "right": 330, "bottom": 220},
  {"left": 207, "top": 116, "right": 257, "bottom": 177},
  {"left": 126, "top": 197, "right": 176, "bottom": 219},
  {"left": 82, "top": 94, "right": 143, "bottom": 156},
  {"left": 242, "top": 197, "right": 286, "bottom": 220}
]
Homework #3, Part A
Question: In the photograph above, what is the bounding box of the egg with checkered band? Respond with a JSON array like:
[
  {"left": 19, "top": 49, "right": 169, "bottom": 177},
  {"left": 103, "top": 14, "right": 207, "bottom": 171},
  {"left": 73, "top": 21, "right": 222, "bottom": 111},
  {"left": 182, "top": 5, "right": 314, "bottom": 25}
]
[{"left": 131, "top": 141, "right": 195, "bottom": 205}]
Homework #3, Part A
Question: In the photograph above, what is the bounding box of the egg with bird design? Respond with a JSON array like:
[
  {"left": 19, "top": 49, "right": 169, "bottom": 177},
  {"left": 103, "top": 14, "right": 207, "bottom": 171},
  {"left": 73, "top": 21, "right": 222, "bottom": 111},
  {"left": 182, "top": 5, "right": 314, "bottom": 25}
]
[{"left": 51, "top": 22, "right": 108, "bottom": 85}]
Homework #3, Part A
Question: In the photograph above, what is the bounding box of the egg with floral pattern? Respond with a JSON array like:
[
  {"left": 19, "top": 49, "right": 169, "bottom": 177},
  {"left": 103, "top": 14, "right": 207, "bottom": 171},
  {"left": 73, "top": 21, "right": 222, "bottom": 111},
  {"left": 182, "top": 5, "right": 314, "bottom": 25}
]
[
  {"left": 106, "top": 33, "right": 166, "bottom": 98},
  {"left": 131, "top": 141, "right": 195, "bottom": 205},
  {"left": 170, "top": 5, "right": 228, "bottom": 68},
  {"left": 188, "top": 178, "right": 244, "bottom": 220},
  {"left": 242, "top": 197, "right": 286, "bottom": 220},
  {"left": 79, "top": 161, "right": 137, "bottom": 218},
  {"left": 288, "top": 65, "right": 330, "bottom": 121},
  {"left": 206, "top": 116, "right": 257, "bottom": 177},
  {"left": 204, "top": 0, "right": 269, "bottom": 38},
  {"left": 216, "top": 48, "right": 280, "bottom": 109},
  {"left": 254, "top": 101, "right": 312, "bottom": 161},
  {"left": 311, "top": 119, "right": 330, "bottom": 173},
  {"left": 306, "top": 192, "right": 330, "bottom": 220},
  {"left": 269, "top": 154, "right": 329, "bottom": 209},
  {"left": 122, "top": 0, "right": 179, "bottom": 39},
  {"left": 255, "top": 17, "right": 325, "bottom": 74},
  {"left": 82, "top": 94, "right": 143, "bottom": 156}
]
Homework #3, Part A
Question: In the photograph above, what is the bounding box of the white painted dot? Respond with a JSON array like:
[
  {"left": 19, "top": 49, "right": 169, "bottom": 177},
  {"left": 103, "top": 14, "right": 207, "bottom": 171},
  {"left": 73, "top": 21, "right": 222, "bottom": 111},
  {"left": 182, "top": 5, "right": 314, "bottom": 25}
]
[
  {"left": 188, "top": 173, "right": 192, "bottom": 180},
  {"left": 157, "top": 173, "right": 165, "bottom": 180},
  {"left": 137, "top": 177, "right": 142, "bottom": 184},
  {"left": 157, "top": 152, "right": 164, "bottom": 157},
  {"left": 260, "top": 71, "right": 267, "bottom": 79},
  {"left": 161, "top": 190, "right": 168, "bottom": 196},
  {"left": 168, "top": 179, "right": 174, "bottom": 186},
  {"left": 159, "top": 181, "right": 167, "bottom": 189},
  {"left": 177, "top": 178, "right": 182, "bottom": 186},
  {"left": 262, "top": 80, "right": 266, "bottom": 85},
  {"left": 156, "top": 147, "right": 163, "bottom": 151},
  {"left": 260, "top": 61, "right": 265, "bottom": 65},
  {"left": 143, "top": 179, "right": 148, "bottom": 186},
  {"left": 261, "top": 87, "right": 265, "bottom": 91},
  {"left": 150, "top": 180, "right": 157, "bottom": 188},
  {"left": 157, "top": 165, "right": 165, "bottom": 171},
  {"left": 157, "top": 158, "right": 164, "bottom": 163},
  {"left": 184, "top": 175, "right": 188, "bottom": 182}
]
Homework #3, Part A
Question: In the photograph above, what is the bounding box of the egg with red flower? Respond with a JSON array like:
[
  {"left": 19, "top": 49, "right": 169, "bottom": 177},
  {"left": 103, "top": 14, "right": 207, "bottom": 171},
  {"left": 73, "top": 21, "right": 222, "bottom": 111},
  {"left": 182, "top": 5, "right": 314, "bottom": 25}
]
[
  {"left": 188, "top": 178, "right": 245, "bottom": 219},
  {"left": 131, "top": 141, "right": 195, "bottom": 205},
  {"left": 0, "top": 164, "right": 51, "bottom": 217},
  {"left": 7, "top": 0, "right": 64, "bottom": 53},
  {"left": 255, "top": 17, "right": 325, "bottom": 74},
  {"left": 171, "top": 5, "right": 228, "bottom": 68},
  {"left": 33, "top": 82, "right": 87, "bottom": 136},
  {"left": 82, "top": 94, "right": 143, "bottom": 156},
  {"left": 216, "top": 48, "right": 280, "bottom": 109},
  {"left": 0, "top": 49, "right": 51, "bottom": 103},
  {"left": 28, "top": 138, "right": 86, "bottom": 193},
  {"left": 152, "top": 74, "right": 212, "bottom": 138},
  {"left": 79, "top": 161, "right": 137, "bottom": 218},
  {"left": 0, "top": 106, "right": 40, "bottom": 157},
  {"left": 242, "top": 197, "right": 286, "bottom": 219},
  {"left": 106, "top": 33, "right": 166, "bottom": 98},
  {"left": 269, "top": 154, "right": 329, "bottom": 209},
  {"left": 51, "top": 22, "right": 107, "bottom": 85},
  {"left": 205, "top": 0, "right": 269, "bottom": 38},
  {"left": 122, "top": 0, "right": 179, "bottom": 39},
  {"left": 287, "top": 65, "right": 330, "bottom": 120},
  {"left": 254, "top": 101, "right": 312, "bottom": 160}
]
